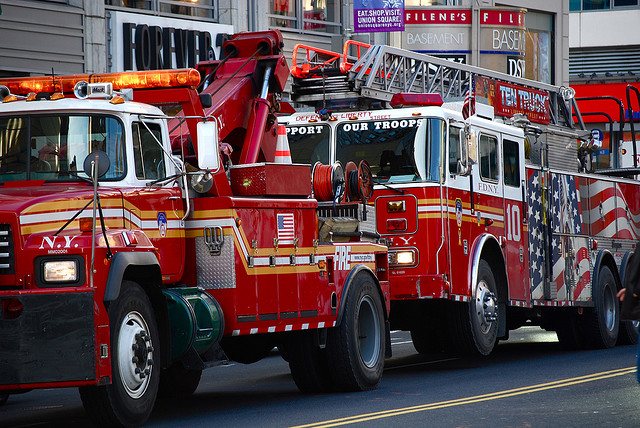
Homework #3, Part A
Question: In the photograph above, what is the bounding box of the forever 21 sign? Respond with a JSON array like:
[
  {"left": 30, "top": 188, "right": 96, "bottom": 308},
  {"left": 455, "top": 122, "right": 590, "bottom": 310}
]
[{"left": 123, "top": 23, "right": 220, "bottom": 71}]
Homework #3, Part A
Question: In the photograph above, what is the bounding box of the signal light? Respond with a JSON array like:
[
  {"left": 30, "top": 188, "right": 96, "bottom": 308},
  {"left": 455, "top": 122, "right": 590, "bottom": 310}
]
[
  {"left": 387, "top": 200, "right": 406, "bottom": 213},
  {"left": 390, "top": 93, "right": 444, "bottom": 108},
  {"left": 79, "top": 218, "right": 93, "bottom": 232},
  {"left": 387, "top": 218, "right": 407, "bottom": 232},
  {"left": 0, "top": 68, "right": 201, "bottom": 96}
]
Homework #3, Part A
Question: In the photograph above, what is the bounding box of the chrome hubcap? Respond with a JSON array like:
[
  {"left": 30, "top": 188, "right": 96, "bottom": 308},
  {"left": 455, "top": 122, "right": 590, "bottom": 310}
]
[
  {"left": 474, "top": 281, "right": 497, "bottom": 334},
  {"left": 117, "top": 311, "right": 154, "bottom": 399}
]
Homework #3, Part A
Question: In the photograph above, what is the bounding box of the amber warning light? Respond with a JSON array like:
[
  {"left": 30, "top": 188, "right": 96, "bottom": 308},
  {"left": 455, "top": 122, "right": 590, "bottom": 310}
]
[{"left": 0, "top": 68, "right": 201, "bottom": 96}]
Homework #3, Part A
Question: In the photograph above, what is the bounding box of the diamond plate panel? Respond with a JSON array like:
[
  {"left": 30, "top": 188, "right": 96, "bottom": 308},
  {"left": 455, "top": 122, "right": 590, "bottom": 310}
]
[{"left": 196, "top": 235, "right": 236, "bottom": 289}]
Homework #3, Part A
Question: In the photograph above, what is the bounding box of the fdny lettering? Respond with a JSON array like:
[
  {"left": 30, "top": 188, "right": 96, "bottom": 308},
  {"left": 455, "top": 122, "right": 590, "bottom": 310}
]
[
  {"left": 39, "top": 235, "right": 79, "bottom": 253},
  {"left": 334, "top": 246, "right": 351, "bottom": 270},
  {"left": 478, "top": 182, "right": 499, "bottom": 194}
]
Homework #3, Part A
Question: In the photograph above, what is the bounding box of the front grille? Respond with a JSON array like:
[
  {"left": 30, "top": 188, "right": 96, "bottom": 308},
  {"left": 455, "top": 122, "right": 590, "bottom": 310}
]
[{"left": 0, "top": 224, "right": 14, "bottom": 274}]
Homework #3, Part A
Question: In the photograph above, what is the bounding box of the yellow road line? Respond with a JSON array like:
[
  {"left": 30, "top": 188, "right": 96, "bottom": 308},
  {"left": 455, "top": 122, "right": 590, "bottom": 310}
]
[{"left": 291, "top": 367, "right": 637, "bottom": 428}]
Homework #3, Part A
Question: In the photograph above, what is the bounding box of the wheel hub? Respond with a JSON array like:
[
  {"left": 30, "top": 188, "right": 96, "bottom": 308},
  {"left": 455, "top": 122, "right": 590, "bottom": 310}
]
[
  {"left": 474, "top": 282, "right": 497, "bottom": 334},
  {"left": 357, "top": 295, "right": 381, "bottom": 369},
  {"left": 118, "top": 311, "right": 154, "bottom": 399}
]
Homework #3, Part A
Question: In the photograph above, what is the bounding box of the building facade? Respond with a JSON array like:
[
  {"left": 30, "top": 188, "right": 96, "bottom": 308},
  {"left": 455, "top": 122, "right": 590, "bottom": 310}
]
[
  {"left": 569, "top": 1, "right": 640, "bottom": 169},
  {"left": 0, "top": 0, "right": 569, "bottom": 86}
]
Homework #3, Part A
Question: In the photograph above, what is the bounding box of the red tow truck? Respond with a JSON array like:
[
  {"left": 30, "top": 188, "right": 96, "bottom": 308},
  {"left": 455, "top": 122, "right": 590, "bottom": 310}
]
[{"left": 0, "top": 30, "right": 390, "bottom": 426}]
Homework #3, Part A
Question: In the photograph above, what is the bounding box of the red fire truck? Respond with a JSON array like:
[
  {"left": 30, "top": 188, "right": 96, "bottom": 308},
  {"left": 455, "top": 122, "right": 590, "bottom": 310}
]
[
  {"left": 282, "top": 42, "right": 639, "bottom": 358},
  {"left": 0, "top": 31, "right": 390, "bottom": 426}
]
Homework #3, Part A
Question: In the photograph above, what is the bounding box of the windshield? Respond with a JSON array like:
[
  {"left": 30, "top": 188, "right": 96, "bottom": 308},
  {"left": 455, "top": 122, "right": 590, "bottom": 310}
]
[
  {"left": 0, "top": 114, "right": 125, "bottom": 182},
  {"left": 335, "top": 118, "right": 444, "bottom": 183},
  {"left": 287, "top": 123, "right": 330, "bottom": 165}
]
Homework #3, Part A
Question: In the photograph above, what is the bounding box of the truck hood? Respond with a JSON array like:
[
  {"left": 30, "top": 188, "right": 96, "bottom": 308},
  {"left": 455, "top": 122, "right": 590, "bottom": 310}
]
[{"left": 0, "top": 184, "right": 124, "bottom": 235}]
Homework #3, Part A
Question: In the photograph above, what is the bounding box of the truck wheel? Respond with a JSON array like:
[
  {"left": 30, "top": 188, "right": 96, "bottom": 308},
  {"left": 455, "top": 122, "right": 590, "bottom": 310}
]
[
  {"left": 617, "top": 320, "right": 639, "bottom": 345},
  {"left": 450, "top": 259, "right": 498, "bottom": 356},
  {"left": 584, "top": 265, "right": 619, "bottom": 348},
  {"left": 555, "top": 313, "right": 587, "bottom": 350},
  {"left": 410, "top": 327, "right": 433, "bottom": 354},
  {"left": 326, "top": 273, "right": 385, "bottom": 391},
  {"left": 0, "top": 393, "right": 8, "bottom": 406},
  {"left": 410, "top": 326, "right": 447, "bottom": 355},
  {"left": 282, "top": 331, "right": 333, "bottom": 393},
  {"left": 158, "top": 362, "right": 202, "bottom": 398},
  {"left": 80, "top": 281, "right": 160, "bottom": 427}
]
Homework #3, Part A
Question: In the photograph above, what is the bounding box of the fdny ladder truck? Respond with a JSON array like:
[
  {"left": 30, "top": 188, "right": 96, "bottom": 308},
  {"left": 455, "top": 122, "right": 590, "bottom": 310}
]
[
  {"left": 0, "top": 31, "right": 390, "bottom": 426},
  {"left": 282, "top": 41, "right": 639, "bottom": 358}
]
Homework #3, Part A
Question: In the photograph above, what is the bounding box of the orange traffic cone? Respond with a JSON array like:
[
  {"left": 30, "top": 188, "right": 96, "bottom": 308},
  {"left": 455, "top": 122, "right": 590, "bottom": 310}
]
[{"left": 274, "top": 124, "right": 292, "bottom": 164}]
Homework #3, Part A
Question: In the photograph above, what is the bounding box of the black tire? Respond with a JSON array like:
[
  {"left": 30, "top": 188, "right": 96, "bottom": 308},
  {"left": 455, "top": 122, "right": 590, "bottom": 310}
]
[
  {"left": 326, "top": 272, "right": 385, "bottom": 391},
  {"left": 410, "top": 325, "right": 448, "bottom": 355},
  {"left": 617, "top": 320, "right": 639, "bottom": 345},
  {"left": 80, "top": 281, "right": 160, "bottom": 427},
  {"left": 410, "top": 327, "right": 432, "bottom": 355},
  {"left": 555, "top": 313, "right": 587, "bottom": 350},
  {"left": 282, "top": 331, "right": 333, "bottom": 393},
  {"left": 158, "top": 362, "right": 202, "bottom": 398},
  {"left": 0, "top": 393, "right": 8, "bottom": 406},
  {"left": 584, "top": 266, "right": 619, "bottom": 348},
  {"left": 449, "top": 259, "right": 498, "bottom": 356}
]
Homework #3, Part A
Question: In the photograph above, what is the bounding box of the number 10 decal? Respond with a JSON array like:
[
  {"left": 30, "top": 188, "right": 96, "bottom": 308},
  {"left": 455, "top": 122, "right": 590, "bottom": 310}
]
[{"left": 506, "top": 204, "right": 521, "bottom": 242}]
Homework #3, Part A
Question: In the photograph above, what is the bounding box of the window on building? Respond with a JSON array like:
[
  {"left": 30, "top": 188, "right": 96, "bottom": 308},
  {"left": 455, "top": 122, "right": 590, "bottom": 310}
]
[
  {"left": 614, "top": 0, "right": 639, "bottom": 6},
  {"left": 105, "top": 0, "right": 218, "bottom": 21},
  {"left": 503, "top": 139, "right": 520, "bottom": 187},
  {"left": 524, "top": 11, "right": 553, "bottom": 84},
  {"left": 479, "top": 134, "right": 498, "bottom": 182},
  {"left": 269, "top": 0, "right": 341, "bottom": 34},
  {"left": 583, "top": 0, "right": 611, "bottom": 9}
]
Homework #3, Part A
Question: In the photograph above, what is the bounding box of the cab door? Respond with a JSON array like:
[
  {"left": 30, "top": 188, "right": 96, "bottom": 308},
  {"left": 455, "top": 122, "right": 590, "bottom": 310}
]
[
  {"left": 128, "top": 117, "right": 185, "bottom": 281},
  {"left": 502, "top": 136, "right": 527, "bottom": 302}
]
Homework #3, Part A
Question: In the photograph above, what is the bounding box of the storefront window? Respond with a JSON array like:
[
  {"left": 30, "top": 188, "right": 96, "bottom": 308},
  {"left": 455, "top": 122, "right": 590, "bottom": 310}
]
[
  {"left": 105, "top": 0, "right": 218, "bottom": 21},
  {"left": 583, "top": 0, "right": 611, "bottom": 9},
  {"left": 269, "top": 0, "right": 341, "bottom": 34},
  {"left": 524, "top": 12, "right": 553, "bottom": 84}
]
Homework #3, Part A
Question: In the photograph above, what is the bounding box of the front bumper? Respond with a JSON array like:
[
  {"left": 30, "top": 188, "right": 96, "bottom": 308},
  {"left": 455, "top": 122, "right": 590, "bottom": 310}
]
[{"left": 0, "top": 291, "right": 95, "bottom": 386}]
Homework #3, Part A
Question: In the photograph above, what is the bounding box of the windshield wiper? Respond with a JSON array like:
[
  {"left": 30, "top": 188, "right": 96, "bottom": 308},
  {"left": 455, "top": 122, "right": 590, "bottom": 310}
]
[
  {"left": 372, "top": 177, "right": 405, "bottom": 194},
  {"left": 57, "top": 170, "right": 93, "bottom": 184},
  {"left": 146, "top": 172, "right": 184, "bottom": 187}
]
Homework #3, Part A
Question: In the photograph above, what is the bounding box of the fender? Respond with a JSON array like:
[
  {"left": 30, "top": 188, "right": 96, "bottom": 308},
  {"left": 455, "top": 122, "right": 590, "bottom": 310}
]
[
  {"left": 104, "top": 252, "right": 161, "bottom": 302},
  {"left": 335, "top": 264, "right": 386, "bottom": 326},
  {"left": 619, "top": 250, "right": 634, "bottom": 289},
  {"left": 467, "top": 233, "right": 504, "bottom": 297},
  {"left": 591, "top": 249, "right": 618, "bottom": 295}
]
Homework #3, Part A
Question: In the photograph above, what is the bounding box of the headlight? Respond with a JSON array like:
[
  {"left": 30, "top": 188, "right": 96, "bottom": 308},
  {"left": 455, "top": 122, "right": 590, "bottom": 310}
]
[
  {"left": 43, "top": 260, "right": 78, "bottom": 282},
  {"left": 388, "top": 249, "right": 418, "bottom": 267}
]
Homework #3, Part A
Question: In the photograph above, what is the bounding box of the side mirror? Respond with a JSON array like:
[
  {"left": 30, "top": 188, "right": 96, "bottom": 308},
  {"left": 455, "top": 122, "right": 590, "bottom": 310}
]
[
  {"left": 196, "top": 121, "right": 220, "bottom": 171},
  {"left": 465, "top": 128, "right": 478, "bottom": 165},
  {"left": 83, "top": 150, "right": 110, "bottom": 179},
  {"left": 455, "top": 129, "right": 470, "bottom": 176}
]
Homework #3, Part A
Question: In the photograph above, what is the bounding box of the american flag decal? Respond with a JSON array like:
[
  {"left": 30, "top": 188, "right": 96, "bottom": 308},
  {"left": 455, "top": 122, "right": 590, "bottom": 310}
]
[
  {"left": 277, "top": 213, "right": 295, "bottom": 243},
  {"left": 528, "top": 171, "right": 591, "bottom": 301}
]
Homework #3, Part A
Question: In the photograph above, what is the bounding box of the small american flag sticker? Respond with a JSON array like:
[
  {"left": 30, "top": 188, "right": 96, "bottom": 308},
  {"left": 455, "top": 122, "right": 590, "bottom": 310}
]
[{"left": 277, "top": 213, "right": 295, "bottom": 243}]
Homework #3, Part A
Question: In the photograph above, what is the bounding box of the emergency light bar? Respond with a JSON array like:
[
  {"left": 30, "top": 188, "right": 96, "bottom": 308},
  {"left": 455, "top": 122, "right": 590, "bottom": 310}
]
[
  {"left": 0, "top": 68, "right": 201, "bottom": 96},
  {"left": 389, "top": 93, "right": 444, "bottom": 108}
]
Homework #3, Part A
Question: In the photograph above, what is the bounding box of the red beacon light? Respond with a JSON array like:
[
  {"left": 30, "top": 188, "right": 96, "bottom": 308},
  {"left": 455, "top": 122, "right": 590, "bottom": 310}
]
[
  {"left": 0, "top": 69, "right": 201, "bottom": 96},
  {"left": 389, "top": 93, "right": 444, "bottom": 108}
]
